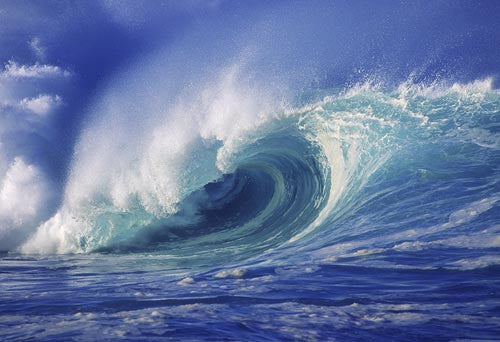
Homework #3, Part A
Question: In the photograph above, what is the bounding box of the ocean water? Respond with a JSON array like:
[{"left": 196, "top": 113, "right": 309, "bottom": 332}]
[
  {"left": 2, "top": 79, "right": 499, "bottom": 340},
  {"left": 1, "top": 1, "right": 500, "bottom": 341}
]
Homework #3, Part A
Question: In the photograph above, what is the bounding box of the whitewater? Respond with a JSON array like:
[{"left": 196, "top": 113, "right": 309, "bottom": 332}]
[{"left": 1, "top": 1, "right": 499, "bottom": 340}]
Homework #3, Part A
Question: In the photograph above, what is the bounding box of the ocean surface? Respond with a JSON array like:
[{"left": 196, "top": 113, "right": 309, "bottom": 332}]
[{"left": 1, "top": 1, "right": 500, "bottom": 341}]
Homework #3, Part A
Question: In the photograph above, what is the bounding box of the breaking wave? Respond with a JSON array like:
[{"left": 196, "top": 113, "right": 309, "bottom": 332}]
[{"left": 20, "top": 71, "right": 499, "bottom": 271}]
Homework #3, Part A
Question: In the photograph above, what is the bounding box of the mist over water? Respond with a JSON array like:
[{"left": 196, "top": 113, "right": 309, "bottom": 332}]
[{"left": 1, "top": 1, "right": 499, "bottom": 340}]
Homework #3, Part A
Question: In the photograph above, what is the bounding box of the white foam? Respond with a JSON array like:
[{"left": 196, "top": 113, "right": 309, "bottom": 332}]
[
  {"left": 214, "top": 268, "right": 247, "bottom": 278},
  {"left": 449, "top": 255, "right": 500, "bottom": 270},
  {"left": 395, "top": 76, "right": 496, "bottom": 100},
  {"left": 177, "top": 277, "right": 195, "bottom": 285}
]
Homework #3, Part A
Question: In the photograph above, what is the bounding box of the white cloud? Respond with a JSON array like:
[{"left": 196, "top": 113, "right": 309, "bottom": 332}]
[
  {"left": 19, "top": 94, "right": 61, "bottom": 116},
  {"left": 29, "top": 37, "right": 46, "bottom": 60},
  {"left": 0, "top": 157, "right": 49, "bottom": 225},
  {"left": 1, "top": 60, "right": 71, "bottom": 79},
  {"left": 0, "top": 32, "right": 72, "bottom": 249},
  {"left": 0, "top": 157, "right": 54, "bottom": 250},
  {"left": 0, "top": 59, "right": 70, "bottom": 251}
]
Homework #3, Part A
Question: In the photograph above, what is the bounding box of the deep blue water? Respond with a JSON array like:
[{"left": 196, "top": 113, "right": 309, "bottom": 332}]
[
  {"left": 1, "top": 1, "right": 500, "bottom": 341},
  {"left": 1, "top": 254, "right": 499, "bottom": 341}
]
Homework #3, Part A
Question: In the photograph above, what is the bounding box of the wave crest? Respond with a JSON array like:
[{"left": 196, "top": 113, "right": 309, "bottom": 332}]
[{"left": 20, "top": 74, "right": 499, "bottom": 268}]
